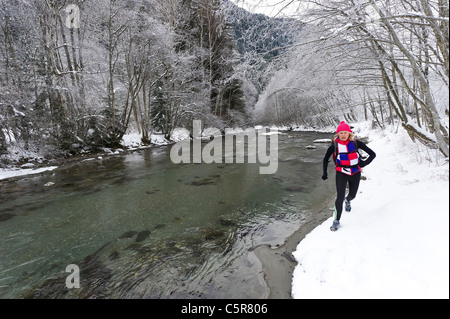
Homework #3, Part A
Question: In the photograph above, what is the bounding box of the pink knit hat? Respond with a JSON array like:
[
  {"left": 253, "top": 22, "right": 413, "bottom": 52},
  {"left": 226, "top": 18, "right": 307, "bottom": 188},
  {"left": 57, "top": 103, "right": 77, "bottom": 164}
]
[{"left": 336, "top": 121, "right": 352, "bottom": 133}]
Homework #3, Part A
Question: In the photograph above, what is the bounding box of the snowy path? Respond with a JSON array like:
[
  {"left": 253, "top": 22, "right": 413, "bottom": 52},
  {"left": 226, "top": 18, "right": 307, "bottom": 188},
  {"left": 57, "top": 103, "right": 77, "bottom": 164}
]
[{"left": 292, "top": 123, "right": 449, "bottom": 299}]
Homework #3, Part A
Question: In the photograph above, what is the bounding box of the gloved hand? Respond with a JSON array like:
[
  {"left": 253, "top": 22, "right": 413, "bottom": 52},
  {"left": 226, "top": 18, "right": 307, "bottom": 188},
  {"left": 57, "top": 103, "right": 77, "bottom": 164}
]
[
  {"left": 359, "top": 161, "right": 366, "bottom": 168},
  {"left": 321, "top": 173, "right": 328, "bottom": 180}
]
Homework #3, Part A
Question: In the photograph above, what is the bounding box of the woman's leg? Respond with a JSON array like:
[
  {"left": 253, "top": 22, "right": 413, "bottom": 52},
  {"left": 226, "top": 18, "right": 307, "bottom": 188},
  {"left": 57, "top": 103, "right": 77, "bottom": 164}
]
[
  {"left": 346, "top": 172, "right": 361, "bottom": 202},
  {"left": 334, "top": 172, "right": 348, "bottom": 221}
]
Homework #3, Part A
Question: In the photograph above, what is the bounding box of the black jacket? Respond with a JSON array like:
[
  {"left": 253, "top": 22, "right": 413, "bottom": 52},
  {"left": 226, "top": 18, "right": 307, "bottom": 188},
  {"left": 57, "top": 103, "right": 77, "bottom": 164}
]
[{"left": 323, "top": 140, "right": 376, "bottom": 176}]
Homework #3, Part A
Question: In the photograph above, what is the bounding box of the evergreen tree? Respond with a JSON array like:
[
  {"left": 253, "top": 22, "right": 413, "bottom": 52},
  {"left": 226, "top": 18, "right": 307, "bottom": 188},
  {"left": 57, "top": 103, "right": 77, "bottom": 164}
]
[{"left": 151, "top": 79, "right": 169, "bottom": 134}]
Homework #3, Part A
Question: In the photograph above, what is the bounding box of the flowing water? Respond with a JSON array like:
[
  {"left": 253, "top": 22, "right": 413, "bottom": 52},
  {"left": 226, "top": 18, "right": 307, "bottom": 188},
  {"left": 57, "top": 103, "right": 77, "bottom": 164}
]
[{"left": 0, "top": 131, "right": 334, "bottom": 299}]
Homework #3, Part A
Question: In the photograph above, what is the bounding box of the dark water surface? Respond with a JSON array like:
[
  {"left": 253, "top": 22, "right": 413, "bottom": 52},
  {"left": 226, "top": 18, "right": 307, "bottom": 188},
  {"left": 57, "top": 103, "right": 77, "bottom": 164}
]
[{"left": 0, "top": 131, "right": 334, "bottom": 298}]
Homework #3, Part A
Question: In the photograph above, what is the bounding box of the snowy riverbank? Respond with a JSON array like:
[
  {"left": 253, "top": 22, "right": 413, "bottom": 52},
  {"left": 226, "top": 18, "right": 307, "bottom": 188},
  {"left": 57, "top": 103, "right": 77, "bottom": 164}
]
[
  {"left": 0, "top": 131, "right": 174, "bottom": 181},
  {"left": 291, "top": 122, "right": 449, "bottom": 299}
]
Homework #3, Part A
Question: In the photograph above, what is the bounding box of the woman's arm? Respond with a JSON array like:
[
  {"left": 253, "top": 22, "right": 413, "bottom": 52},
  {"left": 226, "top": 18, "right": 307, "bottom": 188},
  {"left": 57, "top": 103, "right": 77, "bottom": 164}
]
[
  {"left": 357, "top": 140, "right": 376, "bottom": 167},
  {"left": 322, "top": 144, "right": 334, "bottom": 179}
]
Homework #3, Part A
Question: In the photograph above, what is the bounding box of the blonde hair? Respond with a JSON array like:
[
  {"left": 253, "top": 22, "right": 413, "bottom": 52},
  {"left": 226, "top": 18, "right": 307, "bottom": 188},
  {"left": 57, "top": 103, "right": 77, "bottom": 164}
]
[{"left": 333, "top": 132, "right": 355, "bottom": 142}]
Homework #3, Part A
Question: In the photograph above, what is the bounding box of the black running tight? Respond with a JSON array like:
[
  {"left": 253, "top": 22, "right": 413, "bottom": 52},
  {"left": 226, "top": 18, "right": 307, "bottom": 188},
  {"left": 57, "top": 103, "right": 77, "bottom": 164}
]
[{"left": 334, "top": 171, "right": 361, "bottom": 221}]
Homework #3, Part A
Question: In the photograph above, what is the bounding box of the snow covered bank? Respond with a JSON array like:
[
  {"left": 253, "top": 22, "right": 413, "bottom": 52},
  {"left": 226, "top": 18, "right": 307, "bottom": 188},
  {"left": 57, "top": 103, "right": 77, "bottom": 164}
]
[
  {"left": 292, "top": 122, "right": 449, "bottom": 299},
  {"left": 0, "top": 130, "right": 179, "bottom": 181},
  {"left": 0, "top": 166, "right": 58, "bottom": 181}
]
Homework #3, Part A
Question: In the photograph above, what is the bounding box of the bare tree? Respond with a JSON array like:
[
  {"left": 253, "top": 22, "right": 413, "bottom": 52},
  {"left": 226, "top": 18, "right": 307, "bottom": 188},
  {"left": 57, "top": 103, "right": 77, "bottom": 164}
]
[{"left": 254, "top": 0, "right": 448, "bottom": 156}]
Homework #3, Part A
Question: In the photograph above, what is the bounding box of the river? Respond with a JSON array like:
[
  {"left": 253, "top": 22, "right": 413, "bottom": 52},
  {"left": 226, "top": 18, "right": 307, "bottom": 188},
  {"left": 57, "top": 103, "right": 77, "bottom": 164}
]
[{"left": 0, "top": 130, "right": 334, "bottom": 298}]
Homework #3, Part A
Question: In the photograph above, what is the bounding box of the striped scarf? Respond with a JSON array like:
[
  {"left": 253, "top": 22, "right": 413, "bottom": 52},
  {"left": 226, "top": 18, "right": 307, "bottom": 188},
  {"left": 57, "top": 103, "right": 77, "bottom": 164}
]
[{"left": 335, "top": 139, "right": 361, "bottom": 175}]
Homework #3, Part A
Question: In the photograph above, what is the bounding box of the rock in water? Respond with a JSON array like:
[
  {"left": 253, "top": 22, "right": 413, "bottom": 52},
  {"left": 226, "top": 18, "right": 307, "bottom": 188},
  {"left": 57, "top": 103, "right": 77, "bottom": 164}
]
[
  {"left": 0, "top": 213, "right": 14, "bottom": 222},
  {"left": 119, "top": 231, "right": 138, "bottom": 239},
  {"left": 135, "top": 230, "right": 151, "bottom": 242}
]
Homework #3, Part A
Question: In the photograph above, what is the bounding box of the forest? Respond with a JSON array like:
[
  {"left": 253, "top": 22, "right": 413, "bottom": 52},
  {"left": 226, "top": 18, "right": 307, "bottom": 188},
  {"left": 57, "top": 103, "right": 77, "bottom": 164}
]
[{"left": 0, "top": 0, "right": 448, "bottom": 164}]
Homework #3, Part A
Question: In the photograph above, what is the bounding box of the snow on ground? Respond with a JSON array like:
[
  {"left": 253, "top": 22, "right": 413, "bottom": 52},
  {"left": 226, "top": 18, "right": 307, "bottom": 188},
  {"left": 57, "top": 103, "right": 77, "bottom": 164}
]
[
  {"left": 0, "top": 166, "right": 58, "bottom": 181},
  {"left": 121, "top": 129, "right": 191, "bottom": 149},
  {"left": 292, "top": 122, "right": 449, "bottom": 299},
  {"left": 1, "top": 130, "right": 187, "bottom": 181}
]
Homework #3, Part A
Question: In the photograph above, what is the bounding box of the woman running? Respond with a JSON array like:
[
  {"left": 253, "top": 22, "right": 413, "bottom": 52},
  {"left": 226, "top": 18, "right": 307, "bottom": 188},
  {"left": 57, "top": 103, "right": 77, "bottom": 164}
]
[{"left": 322, "top": 121, "right": 376, "bottom": 231}]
